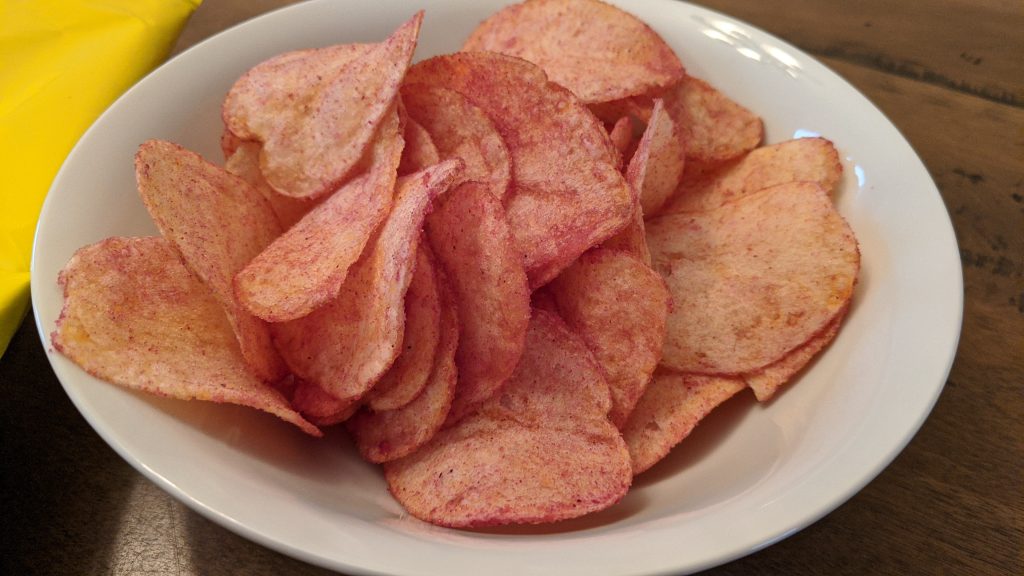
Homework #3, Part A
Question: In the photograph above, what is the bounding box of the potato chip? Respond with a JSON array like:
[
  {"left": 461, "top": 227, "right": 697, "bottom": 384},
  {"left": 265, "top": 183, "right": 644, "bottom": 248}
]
[
  {"left": 398, "top": 115, "right": 440, "bottom": 175},
  {"left": 621, "top": 369, "right": 745, "bottom": 474},
  {"left": 588, "top": 96, "right": 653, "bottom": 126},
  {"left": 234, "top": 109, "right": 403, "bottom": 322},
  {"left": 630, "top": 98, "right": 686, "bottom": 217},
  {"left": 607, "top": 115, "right": 635, "bottom": 170},
  {"left": 401, "top": 84, "right": 512, "bottom": 202},
  {"left": 660, "top": 137, "right": 843, "bottom": 215},
  {"left": 348, "top": 264, "right": 458, "bottom": 462},
  {"left": 51, "top": 237, "right": 319, "bottom": 436},
  {"left": 222, "top": 13, "right": 421, "bottom": 199},
  {"left": 405, "top": 52, "right": 633, "bottom": 289},
  {"left": 134, "top": 139, "right": 287, "bottom": 383},
  {"left": 462, "top": 0, "right": 684, "bottom": 104},
  {"left": 384, "top": 309, "right": 631, "bottom": 527},
  {"left": 600, "top": 204, "right": 651, "bottom": 265},
  {"left": 601, "top": 100, "right": 685, "bottom": 263},
  {"left": 646, "top": 181, "right": 860, "bottom": 375},
  {"left": 745, "top": 305, "right": 847, "bottom": 401},
  {"left": 289, "top": 378, "right": 360, "bottom": 427},
  {"left": 225, "top": 141, "right": 315, "bottom": 230},
  {"left": 662, "top": 74, "right": 762, "bottom": 174},
  {"left": 365, "top": 242, "right": 442, "bottom": 411},
  {"left": 424, "top": 181, "right": 531, "bottom": 425},
  {"left": 274, "top": 159, "right": 464, "bottom": 410},
  {"left": 220, "top": 127, "right": 245, "bottom": 160},
  {"left": 547, "top": 249, "right": 670, "bottom": 428}
]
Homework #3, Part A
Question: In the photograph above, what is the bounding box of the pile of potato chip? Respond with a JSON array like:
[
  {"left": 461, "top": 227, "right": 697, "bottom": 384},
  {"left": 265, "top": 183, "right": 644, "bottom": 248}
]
[{"left": 52, "top": 0, "right": 859, "bottom": 528}]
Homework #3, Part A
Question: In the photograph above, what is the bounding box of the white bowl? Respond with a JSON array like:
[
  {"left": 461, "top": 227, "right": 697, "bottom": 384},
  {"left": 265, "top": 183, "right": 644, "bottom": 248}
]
[{"left": 31, "top": 1, "right": 962, "bottom": 574}]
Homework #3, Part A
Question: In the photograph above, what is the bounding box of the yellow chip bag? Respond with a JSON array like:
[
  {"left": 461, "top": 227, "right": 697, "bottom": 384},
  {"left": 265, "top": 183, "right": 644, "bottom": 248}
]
[{"left": 0, "top": 0, "right": 200, "bottom": 356}]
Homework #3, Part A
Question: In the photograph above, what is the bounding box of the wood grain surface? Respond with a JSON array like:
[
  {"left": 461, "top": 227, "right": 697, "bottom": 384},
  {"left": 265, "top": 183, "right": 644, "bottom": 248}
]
[{"left": 2, "top": 1, "right": 1021, "bottom": 575}]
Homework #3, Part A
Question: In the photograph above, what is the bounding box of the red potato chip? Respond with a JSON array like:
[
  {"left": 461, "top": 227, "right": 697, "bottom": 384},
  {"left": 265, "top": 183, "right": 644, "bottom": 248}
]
[
  {"left": 660, "top": 137, "right": 843, "bottom": 215},
  {"left": 401, "top": 84, "right": 512, "bottom": 201},
  {"left": 222, "top": 13, "right": 422, "bottom": 199},
  {"left": 745, "top": 304, "right": 848, "bottom": 401},
  {"left": 365, "top": 242, "right": 443, "bottom": 411},
  {"left": 220, "top": 128, "right": 245, "bottom": 160},
  {"left": 51, "top": 237, "right": 319, "bottom": 436},
  {"left": 289, "top": 378, "right": 360, "bottom": 427},
  {"left": 274, "top": 158, "right": 465, "bottom": 413},
  {"left": 607, "top": 115, "right": 634, "bottom": 170},
  {"left": 348, "top": 264, "right": 459, "bottom": 462},
  {"left": 225, "top": 141, "right": 315, "bottom": 229},
  {"left": 600, "top": 204, "right": 651, "bottom": 265},
  {"left": 384, "top": 309, "right": 631, "bottom": 527},
  {"left": 222, "top": 42, "right": 373, "bottom": 163},
  {"left": 547, "top": 249, "right": 670, "bottom": 428},
  {"left": 462, "top": 0, "right": 684, "bottom": 104},
  {"left": 134, "top": 140, "right": 287, "bottom": 383},
  {"left": 398, "top": 116, "right": 440, "bottom": 175},
  {"left": 589, "top": 96, "right": 653, "bottom": 126},
  {"left": 662, "top": 74, "right": 763, "bottom": 174},
  {"left": 601, "top": 101, "right": 687, "bottom": 264},
  {"left": 424, "top": 181, "right": 531, "bottom": 426},
  {"left": 621, "top": 369, "right": 745, "bottom": 474},
  {"left": 405, "top": 52, "right": 634, "bottom": 289},
  {"left": 646, "top": 181, "right": 860, "bottom": 375},
  {"left": 630, "top": 98, "right": 686, "bottom": 216},
  {"left": 234, "top": 109, "right": 403, "bottom": 322}
]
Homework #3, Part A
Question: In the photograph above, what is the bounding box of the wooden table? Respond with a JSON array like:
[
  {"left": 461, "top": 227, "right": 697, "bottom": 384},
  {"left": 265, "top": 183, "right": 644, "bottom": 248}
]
[{"left": 3, "top": 1, "right": 1020, "bottom": 574}]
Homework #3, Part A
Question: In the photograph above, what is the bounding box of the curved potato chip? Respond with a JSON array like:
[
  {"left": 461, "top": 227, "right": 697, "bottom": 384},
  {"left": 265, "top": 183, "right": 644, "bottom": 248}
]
[
  {"left": 51, "top": 237, "right": 319, "bottom": 436},
  {"left": 365, "top": 242, "right": 442, "bottom": 411},
  {"left": 289, "top": 379, "right": 360, "bottom": 426},
  {"left": 223, "top": 13, "right": 421, "bottom": 199},
  {"left": 385, "top": 309, "right": 630, "bottom": 527},
  {"left": 661, "top": 137, "right": 843, "bottom": 215},
  {"left": 401, "top": 84, "right": 511, "bottom": 201},
  {"left": 220, "top": 128, "right": 245, "bottom": 160},
  {"left": 274, "top": 159, "right": 465, "bottom": 408},
  {"left": 662, "top": 74, "right": 762, "bottom": 174},
  {"left": 589, "top": 96, "right": 653, "bottom": 126},
  {"left": 646, "top": 182, "right": 860, "bottom": 374},
  {"left": 398, "top": 116, "right": 440, "bottom": 175},
  {"left": 602, "top": 101, "right": 685, "bottom": 263},
  {"left": 462, "top": 0, "right": 684, "bottom": 104},
  {"left": 607, "top": 115, "right": 635, "bottom": 170},
  {"left": 745, "top": 304, "right": 848, "bottom": 402},
  {"left": 225, "top": 141, "right": 315, "bottom": 229},
  {"left": 234, "top": 109, "right": 403, "bottom": 322},
  {"left": 134, "top": 139, "right": 287, "bottom": 383},
  {"left": 348, "top": 265, "right": 458, "bottom": 462},
  {"left": 223, "top": 42, "right": 373, "bottom": 152},
  {"left": 406, "top": 52, "right": 633, "bottom": 289},
  {"left": 600, "top": 203, "right": 651, "bottom": 264},
  {"left": 622, "top": 369, "right": 745, "bottom": 474},
  {"left": 630, "top": 98, "right": 685, "bottom": 216},
  {"left": 425, "top": 181, "right": 530, "bottom": 425},
  {"left": 547, "top": 249, "right": 670, "bottom": 428}
]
